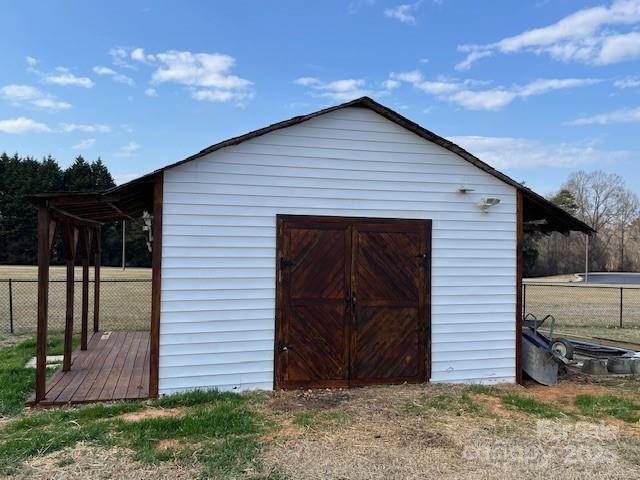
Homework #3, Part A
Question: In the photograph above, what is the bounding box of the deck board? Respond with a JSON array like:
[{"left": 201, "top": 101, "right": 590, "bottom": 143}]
[{"left": 38, "top": 331, "right": 150, "bottom": 406}]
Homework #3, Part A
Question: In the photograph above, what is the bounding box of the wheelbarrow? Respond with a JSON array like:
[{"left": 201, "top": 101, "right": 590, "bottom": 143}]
[{"left": 522, "top": 314, "right": 573, "bottom": 385}]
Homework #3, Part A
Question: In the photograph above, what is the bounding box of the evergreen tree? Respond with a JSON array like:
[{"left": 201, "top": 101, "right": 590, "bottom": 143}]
[
  {"left": 63, "top": 156, "right": 95, "bottom": 191},
  {"left": 0, "top": 152, "right": 149, "bottom": 267}
]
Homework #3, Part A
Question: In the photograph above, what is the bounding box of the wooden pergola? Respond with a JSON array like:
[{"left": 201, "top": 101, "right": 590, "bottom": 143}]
[{"left": 28, "top": 173, "right": 161, "bottom": 405}]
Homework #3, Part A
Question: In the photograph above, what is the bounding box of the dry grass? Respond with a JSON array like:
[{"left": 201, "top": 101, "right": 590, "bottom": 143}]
[
  {"left": 260, "top": 384, "right": 640, "bottom": 480},
  {"left": 15, "top": 443, "right": 198, "bottom": 480},
  {"left": 0, "top": 265, "right": 151, "bottom": 280}
]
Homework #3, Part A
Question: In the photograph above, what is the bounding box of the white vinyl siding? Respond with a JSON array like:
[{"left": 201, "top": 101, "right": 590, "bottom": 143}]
[{"left": 159, "top": 107, "right": 517, "bottom": 393}]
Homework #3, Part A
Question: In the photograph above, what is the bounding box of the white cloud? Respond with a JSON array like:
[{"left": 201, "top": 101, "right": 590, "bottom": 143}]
[
  {"left": 0, "top": 84, "right": 72, "bottom": 110},
  {"left": 382, "top": 79, "right": 401, "bottom": 90},
  {"left": 449, "top": 135, "right": 631, "bottom": 169},
  {"left": 130, "top": 47, "right": 154, "bottom": 63},
  {"left": 59, "top": 123, "right": 111, "bottom": 133},
  {"left": 1, "top": 84, "right": 41, "bottom": 101},
  {"left": 115, "top": 141, "right": 140, "bottom": 157},
  {"left": 566, "top": 106, "right": 640, "bottom": 125},
  {"left": 293, "top": 77, "right": 322, "bottom": 86},
  {"left": 457, "top": 0, "right": 640, "bottom": 68},
  {"left": 72, "top": 138, "right": 96, "bottom": 150},
  {"left": 0, "top": 117, "right": 51, "bottom": 134},
  {"left": 120, "top": 48, "right": 253, "bottom": 105},
  {"left": 191, "top": 89, "right": 254, "bottom": 103},
  {"left": 93, "top": 66, "right": 135, "bottom": 86},
  {"left": 293, "top": 76, "right": 394, "bottom": 102},
  {"left": 109, "top": 47, "right": 136, "bottom": 70},
  {"left": 614, "top": 76, "right": 640, "bottom": 88},
  {"left": 517, "top": 78, "right": 600, "bottom": 96},
  {"left": 144, "top": 87, "right": 157, "bottom": 97},
  {"left": 384, "top": 3, "right": 418, "bottom": 24},
  {"left": 455, "top": 50, "right": 493, "bottom": 71},
  {"left": 449, "top": 89, "right": 516, "bottom": 111},
  {"left": 43, "top": 70, "right": 94, "bottom": 88},
  {"left": 31, "top": 98, "right": 72, "bottom": 110},
  {"left": 26, "top": 56, "right": 38, "bottom": 67},
  {"left": 390, "top": 71, "right": 599, "bottom": 110},
  {"left": 597, "top": 31, "right": 640, "bottom": 64}
]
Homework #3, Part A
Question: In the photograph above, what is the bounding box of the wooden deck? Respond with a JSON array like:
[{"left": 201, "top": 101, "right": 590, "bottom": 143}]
[{"left": 37, "top": 330, "right": 150, "bottom": 406}]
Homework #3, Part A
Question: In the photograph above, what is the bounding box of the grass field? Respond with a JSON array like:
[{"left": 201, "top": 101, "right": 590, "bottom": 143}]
[
  {"left": 525, "top": 283, "right": 640, "bottom": 343},
  {"left": 0, "top": 337, "right": 638, "bottom": 479},
  {"left": 0, "top": 265, "right": 151, "bottom": 280},
  {"left": 0, "top": 266, "right": 151, "bottom": 334}
]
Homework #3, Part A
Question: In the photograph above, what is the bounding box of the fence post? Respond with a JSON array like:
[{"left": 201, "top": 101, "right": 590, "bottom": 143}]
[
  {"left": 619, "top": 287, "right": 623, "bottom": 328},
  {"left": 8, "top": 279, "right": 14, "bottom": 334}
]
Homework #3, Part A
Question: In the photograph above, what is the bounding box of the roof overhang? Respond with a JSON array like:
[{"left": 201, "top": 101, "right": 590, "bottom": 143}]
[{"left": 28, "top": 175, "right": 155, "bottom": 224}]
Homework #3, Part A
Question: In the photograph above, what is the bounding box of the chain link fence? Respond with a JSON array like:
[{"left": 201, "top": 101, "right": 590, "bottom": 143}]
[
  {"left": 3, "top": 277, "right": 639, "bottom": 341},
  {"left": 0, "top": 278, "right": 151, "bottom": 334},
  {"left": 524, "top": 283, "right": 640, "bottom": 342}
]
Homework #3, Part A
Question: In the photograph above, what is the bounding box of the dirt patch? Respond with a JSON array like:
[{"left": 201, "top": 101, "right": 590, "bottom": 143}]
[
  {"left": 268, "top": 389, "right": 353, "bottom": 413},
  {"left": 119, "top": 407, "right": 183, "bottom": 422},
  {"left": 522, "top": 380, "right": 609, "bottom": 405},
  {"left": 262, "top": 416, "right": 303, "bottom": 442},
  {"left": 15, "top": 443, "right": 197, "bottom": 480},
  {"left": 473, "top": 393, "right": 526, "bottom": 420},
  {"left": 156, "top": 439, "right": 181, "bottom": 451}
]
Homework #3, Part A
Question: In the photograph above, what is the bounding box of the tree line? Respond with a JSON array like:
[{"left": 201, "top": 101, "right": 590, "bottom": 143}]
[
  {"left": 0, "top": 153, "right": 150, "bottom": 267},
  {"left": 525, "top": 170, "right": 640, "bottom": 278}
]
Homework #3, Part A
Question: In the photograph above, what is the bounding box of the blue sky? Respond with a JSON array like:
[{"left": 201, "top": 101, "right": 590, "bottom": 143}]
[{"left": 1, "top": 0, "right": 639, "bottom": 194}]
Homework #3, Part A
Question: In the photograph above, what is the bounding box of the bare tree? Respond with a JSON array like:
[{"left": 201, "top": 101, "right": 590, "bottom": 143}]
[
  {"left": 564, "top": 170, "right": 626, "bottom": 272},
  {"left": 614, "top": 189, "right": 639, "bottom": 271},
  {"left": 527, "top": 170, "right": 640, "bottom": 277}
]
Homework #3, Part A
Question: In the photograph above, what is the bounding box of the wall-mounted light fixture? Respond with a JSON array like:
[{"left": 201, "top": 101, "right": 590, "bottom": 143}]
[{"left": 477, "top": 197, "right": 501, "bottom": 212}]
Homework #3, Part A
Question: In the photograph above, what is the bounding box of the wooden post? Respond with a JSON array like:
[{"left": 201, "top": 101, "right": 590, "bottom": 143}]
[
  {"left": 93, "top": 226, "right": 101, "bottom": 333},
  {"left": 35, "top": 208, "right": 54, "bottom": 403},
  {"left": 80, "top": 227, "right": 92, "bottom": 350},
  {"left": 62, "top": 222, "right": 78, "bottom": 372},
  {"left": 515, "top": 190, "right": 523, "bottom": 385},
  {"left": 149, "top": 172, "right": 164, "bottom": 398}
]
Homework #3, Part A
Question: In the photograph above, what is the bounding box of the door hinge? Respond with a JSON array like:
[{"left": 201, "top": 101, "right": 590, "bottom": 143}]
[{"left": 280, "top": 257, "right": 295, "bottom": 269}]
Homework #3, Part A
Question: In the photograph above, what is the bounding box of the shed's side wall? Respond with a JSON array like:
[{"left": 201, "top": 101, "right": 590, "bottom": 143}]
[{"left": 159, "top": 107, "right": 517, "bottom": 394}]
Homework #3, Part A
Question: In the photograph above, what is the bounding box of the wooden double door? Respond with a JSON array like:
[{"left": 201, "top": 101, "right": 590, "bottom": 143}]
[{"left": 275, "top": 215, "right": 431, "bottom": 389}]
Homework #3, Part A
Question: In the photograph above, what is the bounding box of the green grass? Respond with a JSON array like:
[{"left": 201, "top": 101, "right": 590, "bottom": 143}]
[
  {"left": 292, "top": 410, "right": 346, "bottom": 430},
  {"left": 0, "top": 335, "right": 77, "bottom": 416},
  {"left": 403, "top": 390, "right": 485, "bottom": 416},
  {"left": 575, "top": 394, "right": 640, "bottom": 423},
  {"left": 0, "top": 389, "right": 271, "bottom": 476},
  {"left": 501, "top": 394, "right": 573, "bottom": 419}
]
